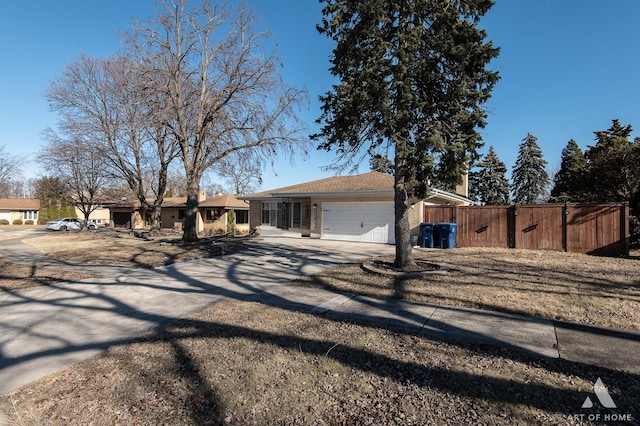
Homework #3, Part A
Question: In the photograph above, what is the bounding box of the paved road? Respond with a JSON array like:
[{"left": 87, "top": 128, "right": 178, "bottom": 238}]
[{"left": 1, "top": 231, "right": 638, "bottom": 396}]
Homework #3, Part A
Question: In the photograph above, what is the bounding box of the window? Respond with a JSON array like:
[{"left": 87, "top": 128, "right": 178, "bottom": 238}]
[
  {"left": 22, "top": 210, "right": 38, "bottom": 221},
  {"left": 206, "top": 209, "right": 222, "bottom": 222},
  {"left": 236, "top": 210, "right": 248, "bottom": 224},
  {"left": 178, "top": 209, "right": 186, "bottom": 220},
  {"left": 261, "top": 202, "right": 270, "bottom": 224},
  {"left": 292, "top": 202, "right": 301, "bottom": 228}
]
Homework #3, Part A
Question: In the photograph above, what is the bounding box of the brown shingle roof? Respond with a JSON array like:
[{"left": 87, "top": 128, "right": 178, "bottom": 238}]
[
  {"left": 243, "top": 172, "right": 394, "bottom": 199},
  {"left": 0, "top": 198, "right": 39, "bottom": 210},
  {"left": 199, "top": 194, "right": 249, "bottom": 210},
  {"left": 157, "top": 194, "right": 248, "bottom": 210}
]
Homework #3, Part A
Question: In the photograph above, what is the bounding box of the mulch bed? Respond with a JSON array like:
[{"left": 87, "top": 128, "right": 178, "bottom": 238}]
[{"left": 362, "top": 259, "right": 448, "bottom": 277}]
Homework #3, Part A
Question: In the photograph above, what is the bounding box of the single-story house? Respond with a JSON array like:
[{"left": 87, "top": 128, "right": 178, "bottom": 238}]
[
  {"left": 161, "top": 192, "right": 250, "bottom": 233},
  {"left": 0, "top": 198, "right": 115, "bottom": 226},
  {"left": 0, "top": 198, "right": 39, "bottom": 223},
  {"left": 110, "top": 191, "right": 249, "bottom": 233},
  {"left": 77, "top": 203, "right": 113, "bottom": 226},
  {"left": 240, "top": 171, "right": 473, "bottom": 244}
]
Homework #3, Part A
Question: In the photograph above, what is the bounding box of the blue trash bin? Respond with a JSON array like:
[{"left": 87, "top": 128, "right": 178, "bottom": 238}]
[
  {"left": 420, "top": 223, "right": 436, "bottom": 248},
  {"left": 436, "top": 223, "right": 457, "bottom": 249}
]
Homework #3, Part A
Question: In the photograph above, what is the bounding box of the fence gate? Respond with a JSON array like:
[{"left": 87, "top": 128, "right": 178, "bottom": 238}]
[
  {"left": 514, "top": 204, "right": 564, "bottom": 251},
  {"left": 456, "top": 206, "right": 512, "bottom": 248}
]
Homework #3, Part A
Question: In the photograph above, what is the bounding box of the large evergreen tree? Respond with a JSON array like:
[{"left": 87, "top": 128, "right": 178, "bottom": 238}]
[
  {"left": 469, "top": 146, "right": 510, "bottom": 205},
  {"left": 586, "top": 119, "right": 640, "bottom": 204},
  {"left": 511, "top": 133, "right": 549, "bottom": 204},
  {"left": 314, "top": 0, "right": 500, "bottom": 270},
  {"left": 550, "top": 139, "right": 588, "bottom": 201}
]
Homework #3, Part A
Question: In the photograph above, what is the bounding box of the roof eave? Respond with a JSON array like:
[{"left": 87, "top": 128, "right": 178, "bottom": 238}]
[
  {"left": 241, "top": 189, "right": 395, "bottom": 200},
  {"left": 426, "top": 188, "right": 475, "bottom": 205}
]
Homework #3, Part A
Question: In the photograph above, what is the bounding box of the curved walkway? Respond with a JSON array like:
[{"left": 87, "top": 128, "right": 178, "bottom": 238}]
[{"left": 0, "top": 232, "right": 638, "bottom": 395}]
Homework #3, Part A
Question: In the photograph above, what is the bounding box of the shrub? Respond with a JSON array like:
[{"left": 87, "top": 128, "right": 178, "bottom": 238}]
[
  {"left": 227, "top": 209, "right": 236, "bottom": 235},
  {"left": 24, "top": 220, "right": 34, "bottom": 225},
  {"left": 0, "top": 219, "right": 9, "bottom": 225},
  {"left": 12, "top": 219, "right": 23, "bottom": 225}
]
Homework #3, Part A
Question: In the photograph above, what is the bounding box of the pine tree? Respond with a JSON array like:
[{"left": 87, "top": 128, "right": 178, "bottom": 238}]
[
  {"left": 469, "top": 146, "right": 510, "bottom": 205},
  {"left": 369, "top": 154, "right": 394, "bottom": 175},
  {"left": 314, "top": 0, "right": 500, "bottom": 270},
  {"left": 586, "top": 119, "right": 640, "bottom": 203},
  {"left": 550, "top": 139, "right": 588, "bottom": 201},
  {"left": 511, "top": 133, "right": 549, "bottom": 204}
]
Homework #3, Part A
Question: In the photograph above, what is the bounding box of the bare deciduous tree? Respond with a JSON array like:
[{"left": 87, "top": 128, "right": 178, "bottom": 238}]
[
  {"left": 38, "top": 130, "right": 109, "bottom": 226},
  {"left": 214, "top": 152, "right": 262, "bottom": 195},
  {"left": 128, "top": 0, "right": 309, "bottom": 241},
  {"left": 46, "top": 54, "right": 180, "bottom": 230},
  {"left": 0, "top": 145, "right": 26, "bottom": 198}
]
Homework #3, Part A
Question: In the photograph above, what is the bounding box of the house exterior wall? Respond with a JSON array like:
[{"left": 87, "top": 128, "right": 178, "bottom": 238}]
[
  {"left": 133, "top": 210, "right": 146, "bottom": 229},
  {"left": 201, "top": 210, "right": 249, "bottom": 234},
  {"left": 74, "top": 206, "right": 111, "bottom": 226},
  {"left": 249, "top": 196, "right": 404, "bottom": 240},
  {"left": 249, "top": 201, "right": 261, "bottom": 231},
  {"left": 0, "top": 210, "right": 39, "bottom": 224},
  {"left": 161, "top": 208, "right": 183, "bottom": 230},
  {"left": 163, "top": 206, "right": 249, "bottom": 234},
  {"left": 0, "top": 211, "right": 22, "bottom": 223},
  {"left": 249, "top": 195, "right": 463, "bottom": 242}
]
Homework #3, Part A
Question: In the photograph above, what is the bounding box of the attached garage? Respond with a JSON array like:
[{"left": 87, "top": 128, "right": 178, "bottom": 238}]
[
  {"left": 112, "top": 212, "right": 132, "bottom": 228},
  {"left": 242, "top": 171, "right": 473, "bottom": 244},
  {"left": 321, "top": 201, "right": 395, "bottom": 244}
]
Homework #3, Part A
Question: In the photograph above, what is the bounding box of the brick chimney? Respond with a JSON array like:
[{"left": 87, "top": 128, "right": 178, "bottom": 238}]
[{"left": 455, "top": 168, "right": 469, "bottom": 198}]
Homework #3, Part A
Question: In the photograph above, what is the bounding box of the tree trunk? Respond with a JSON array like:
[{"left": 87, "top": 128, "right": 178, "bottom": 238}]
[
  {"left": 182, "top": 180, "right": 200, "bottom": 242},
  {"left": 394, "top": 160, "right": 416, "bottom": 271},
  {"left": 147, "top": 205, "right": 162, "bottom": 231},
  {"left": 82, "top": 211, "right": 91, "bottom": 232}
]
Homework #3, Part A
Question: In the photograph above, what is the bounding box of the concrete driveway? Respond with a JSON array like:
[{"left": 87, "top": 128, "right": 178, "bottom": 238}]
[{"left": 0, "top": 235, "right": 395, "bottom": 394}]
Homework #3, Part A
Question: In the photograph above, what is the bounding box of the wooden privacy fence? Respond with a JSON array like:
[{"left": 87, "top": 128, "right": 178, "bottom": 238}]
[{"left": 423, "top": 203, "right": 630, "bottom": 256}]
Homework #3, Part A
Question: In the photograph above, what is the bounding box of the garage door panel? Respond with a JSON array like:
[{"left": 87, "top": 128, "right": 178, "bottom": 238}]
[{"left": 322, "top": 202, "right": 395, "bottom": 244}]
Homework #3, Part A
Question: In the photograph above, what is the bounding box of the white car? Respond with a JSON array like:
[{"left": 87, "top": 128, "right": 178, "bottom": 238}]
[{"left": 45, "top": 218, "right": 97, "bottom": 231}]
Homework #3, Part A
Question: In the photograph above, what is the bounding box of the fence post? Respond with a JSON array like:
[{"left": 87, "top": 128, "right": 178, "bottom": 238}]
[
  {"left": 562, "top": 204, "right": 569, "bottom": 252},
  {"left": 509, "top": 204, "right": 518, "bottom": 249}
]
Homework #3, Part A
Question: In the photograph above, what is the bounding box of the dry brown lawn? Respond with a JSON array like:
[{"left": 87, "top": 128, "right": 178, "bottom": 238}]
[
  {"left": 23, "top": 229, "right": 245, "bottom": 269},
  {"left": 0, "top": 231, "right": 639, "bottom": 425},
  {"left": 292, "top": 248, "right": 640, "bottom": 332},
  {"left": 2, "top": 301, "right": 638, "bottom": 425}
]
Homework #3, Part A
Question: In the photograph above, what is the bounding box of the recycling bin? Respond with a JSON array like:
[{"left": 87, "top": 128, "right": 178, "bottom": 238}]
[
  {"left": 420, "top": 223, "right": 436, "bottom": 248},
  {"left": 436, "top": 223, "right": 457, "bottom": 249}
]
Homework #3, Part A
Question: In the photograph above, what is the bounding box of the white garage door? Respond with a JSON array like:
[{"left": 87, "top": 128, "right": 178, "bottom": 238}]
[{"left": 321, "top": 202, "right": 395, "bottom": 244}]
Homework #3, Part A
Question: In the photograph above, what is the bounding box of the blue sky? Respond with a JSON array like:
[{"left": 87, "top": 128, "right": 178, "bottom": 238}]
[{"left": 1, "top": 1, "right": 639, "bottom": 192}]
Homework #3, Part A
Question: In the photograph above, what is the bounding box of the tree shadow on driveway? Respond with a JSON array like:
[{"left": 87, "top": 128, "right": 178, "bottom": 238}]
[{"left": 0, "top": 237, "right": 639, "bottom": 423}]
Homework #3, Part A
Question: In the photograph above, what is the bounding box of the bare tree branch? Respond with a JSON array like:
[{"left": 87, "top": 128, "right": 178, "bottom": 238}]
[{"left": 128, "top": 0, "right": 309, "bottom": 240}]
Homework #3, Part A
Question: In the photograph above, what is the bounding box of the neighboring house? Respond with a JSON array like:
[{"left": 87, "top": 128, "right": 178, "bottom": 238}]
[
  {"left": 161, "top": 192, "right": 250, "bottom": 233},
  {"left": 109, "top": 198, "right": 146, "bottom": 229},
  {"left": 110, "top": 191, "right": 249, "bottom": 233},
  {"left": 74, "top": 204, "right": 113, "bottom": 227},
  {"left": 241, "top": 171, "right": 473, "bottom": 244},
  {"left": 0, "top": 198, "right": 113, "bottom": 226},
  {"left": 0, "top": 198, "right": 39, "bottom": 223}
]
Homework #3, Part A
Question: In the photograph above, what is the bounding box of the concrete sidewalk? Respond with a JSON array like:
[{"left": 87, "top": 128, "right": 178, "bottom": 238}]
[{"left": 0, "top": 234, "right": 638, "bottom": 396}]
